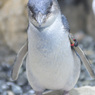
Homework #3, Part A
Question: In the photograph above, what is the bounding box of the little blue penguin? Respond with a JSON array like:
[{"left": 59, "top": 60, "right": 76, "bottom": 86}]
[{"left": 26, "top": 0, "right": 81, "bottom": 95}]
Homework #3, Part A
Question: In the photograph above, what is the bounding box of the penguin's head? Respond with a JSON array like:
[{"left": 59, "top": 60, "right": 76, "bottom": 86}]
[{"left": 28, "top": 0, "right": 60, "bottom": 28}]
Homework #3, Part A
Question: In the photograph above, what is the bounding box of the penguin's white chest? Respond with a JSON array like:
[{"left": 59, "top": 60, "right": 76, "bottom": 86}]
[{"left": 27, "top": 28, "right": 75, "bottom": 89}]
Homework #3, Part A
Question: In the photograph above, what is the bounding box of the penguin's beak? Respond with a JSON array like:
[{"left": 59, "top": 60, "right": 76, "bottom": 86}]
[{"left": 35, "top": 12, "right": 46, "bottom": 25}]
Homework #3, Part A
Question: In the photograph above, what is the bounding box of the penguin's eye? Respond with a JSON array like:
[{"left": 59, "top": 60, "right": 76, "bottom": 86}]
[
  {"left": 28, "top": 5, "right": 33, "bottom": 12},
  {"left": 50, "top": 1, "right": 53, "bottom": 6},
  {"left": 48, "top": 2, "right": 53, "bottom": 10},
  {"left": 46, "top": 4, "right": 53, "bottom": 15}
]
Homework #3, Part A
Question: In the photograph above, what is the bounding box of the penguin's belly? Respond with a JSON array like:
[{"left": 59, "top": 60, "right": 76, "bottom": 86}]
[{"left": 27, "top": 33, "right": 75, "bottom": 89}]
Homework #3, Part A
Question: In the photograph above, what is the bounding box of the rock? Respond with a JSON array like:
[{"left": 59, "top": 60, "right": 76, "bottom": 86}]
[
  {"left": 2, "top": 91, "right": 14, "bottom": 95},
  {"left": 6, "top": 82, "right": 14, "bottom": 87},
  {"left": 22, "top": 84, "right": 32, "bottom": 93},
  {"left": 32, "top": 86, "right": 95, "bottom": 95},
  {"left": 27, "top": 90, "right": 35, "bottom": 94},
  {"left": 11, "top": 84, "right": 23, "bottom": 94},
  {"left": 2, "top": 91, "right": 7, "bottom": 95},
  {"left": 17, "top": 72, "right": 27, "bottom": 86},
  {"left": 4, "top": 55, "right": 15, "bottom": 65},
  {"left": 82, "top": 36, "right": 93, "bottom": 48},
  {"left": 1, "top": 63, "right": 11, "bottom": 71},
  {"left": 0, "top": 0, "right": 8, "bottom": 8},
  {"left": 1, "top": 84, "right": 9, "bottom": 90},
  {"left": 70, "top": 86, "right": 95, "bottom": 95},
  {"left": 0, "top": 0, "right": 28, "bottom": 52},
  {"left": 24, "top": 90, "right": 35, "bottom": 95},
  {"left": 6, "top": 82, "right": 23, "bottom": 94},
  {"left": 0, "top": 71, "right": 7, "bottom": 80},
  {"left": 0, "top": 80, "right": 6, "bottom": 93},
  {"left": 7, "top": 91, "right": 14, "bottom": 95}
]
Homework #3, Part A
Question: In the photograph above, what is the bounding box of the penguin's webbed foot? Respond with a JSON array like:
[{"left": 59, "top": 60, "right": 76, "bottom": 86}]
[{"left": 63, "top": 91, "right": 70, "bottom": 95}]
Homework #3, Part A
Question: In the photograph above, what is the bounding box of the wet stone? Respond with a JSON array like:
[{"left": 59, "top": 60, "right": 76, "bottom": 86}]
[
  {"left": 0, "top": 71, "right": 7, "bottom": 80},
  {"left": 2, "top": 84, "right": 9, "bottom": 90},
  {"left": 17, "top": 72, "right": 27, "bottom": 86},
  {"left": 23, "top": 90, "right": 35, "bottom": 95},
  {"left": 2, "top": 91, "right": 7, "bottom": 95},
  {"left": 7, "top": 91, "right": 14, "bottom": 95},
  {"left": 11, "top": 84, "right": 23, "bottom": 94},
  {"left": 22, "top": 84, "right": 31, "bottom": 93},
  {"left": 1, "top": 63, "right": 11, "bottom": 72}
]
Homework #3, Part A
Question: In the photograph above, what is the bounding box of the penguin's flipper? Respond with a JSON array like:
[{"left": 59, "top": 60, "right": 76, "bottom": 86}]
[
  {"left": 11, "top": 41, "right": 28, "bottom": 80},
  {"left": 75, "top": 46, "right": 95, "bottom": 78},
  {"left": 69, "top": 34, "right": 95, "bottom": 78}
]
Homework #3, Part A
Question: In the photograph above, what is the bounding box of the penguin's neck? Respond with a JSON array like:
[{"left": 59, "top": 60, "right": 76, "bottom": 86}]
[{"left": 28, "top": 13, "right": 64, "bottom": 36}]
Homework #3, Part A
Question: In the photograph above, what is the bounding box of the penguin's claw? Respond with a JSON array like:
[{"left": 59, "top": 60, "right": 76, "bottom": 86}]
[{"left": 35, "top": 91, "right": 43, "bottom": 95}]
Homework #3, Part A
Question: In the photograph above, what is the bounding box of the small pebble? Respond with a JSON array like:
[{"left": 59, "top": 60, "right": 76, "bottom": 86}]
[
  {"left": 17, "top": 72, "right": 27, "bottom": 86},
  {"left": 11, "top": 84, "right": 23, "bottom": 94},
  {"left": 23, "top": 90, "right": 35, "bottom": 95}
]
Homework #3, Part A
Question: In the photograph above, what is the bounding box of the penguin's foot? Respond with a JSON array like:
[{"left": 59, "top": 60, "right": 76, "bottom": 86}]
[
  {"left": 63, "top": 91, "right": 70, "bottom": 95},
  {"left": 35, "top": 91, "right": 43, "bottom": 95}
]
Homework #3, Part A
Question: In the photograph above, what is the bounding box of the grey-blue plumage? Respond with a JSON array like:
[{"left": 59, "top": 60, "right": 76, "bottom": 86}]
[
  {"left": 62, "top": 15, "right": 70, "bottom": 32},
  {"left": 28, "top": 0, "right": 52, "bottom": 15}
]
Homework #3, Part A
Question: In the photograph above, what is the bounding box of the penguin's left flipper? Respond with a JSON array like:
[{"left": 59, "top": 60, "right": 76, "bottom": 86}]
[
  {"left": 69, "top": 35, "right": 95, "bottom": 79},
  {"left": 11, "top": 41, "right": 28, "bottom": 80},
  {"left": 61, "top": 15, "right": 95, "bottom": 78}
]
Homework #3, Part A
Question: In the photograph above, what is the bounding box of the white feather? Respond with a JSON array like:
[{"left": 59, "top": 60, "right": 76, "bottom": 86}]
[{"left": 26, "top": 14, "right": 80, "bottom": 91}]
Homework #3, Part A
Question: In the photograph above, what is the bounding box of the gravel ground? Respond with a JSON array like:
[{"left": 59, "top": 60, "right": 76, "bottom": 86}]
[{"left": 0, "top": 34, "right": 95, "bottom": 95}]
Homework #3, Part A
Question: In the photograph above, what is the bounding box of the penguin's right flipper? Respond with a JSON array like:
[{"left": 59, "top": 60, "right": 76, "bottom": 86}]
[{"left": 11, "top": 41, "right": 28, "bottom": 80}]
